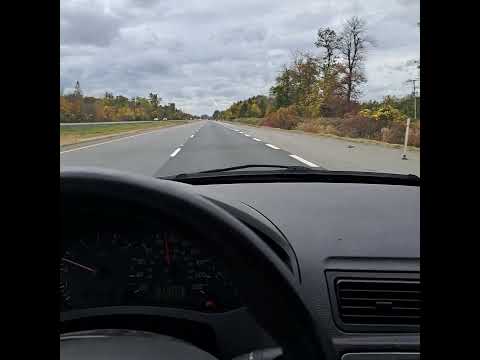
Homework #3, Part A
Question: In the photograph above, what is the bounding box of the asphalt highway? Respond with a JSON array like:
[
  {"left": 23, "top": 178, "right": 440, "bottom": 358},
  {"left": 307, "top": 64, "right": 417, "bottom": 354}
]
[{"left": 60, "top": 120, "right": 419, "bottom": 177}]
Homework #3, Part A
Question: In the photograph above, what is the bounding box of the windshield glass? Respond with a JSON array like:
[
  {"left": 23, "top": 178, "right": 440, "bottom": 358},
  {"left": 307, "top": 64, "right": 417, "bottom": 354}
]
[{"left": 60, "top": 0, "right": 420, "bottom": 178}]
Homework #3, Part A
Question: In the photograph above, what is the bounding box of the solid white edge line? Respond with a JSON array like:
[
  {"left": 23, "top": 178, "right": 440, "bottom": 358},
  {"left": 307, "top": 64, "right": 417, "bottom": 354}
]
[
  {"left": 253, "top": 138, "right": 261, "bottom": 142},
  {"left": 170, "top": 148, "right": 181, "bottom": 157},
  {"left": 265, "top": 144, "right": 280, "bottom": 150},
  {"left": 289, "top": 154, "right": 319, "bottom": 167},
  {"left": 60, "top": 130, "right": 163, "bottom": 154},
  {"left": 60, "top": 124, "right": 190, "bottom": 154}
]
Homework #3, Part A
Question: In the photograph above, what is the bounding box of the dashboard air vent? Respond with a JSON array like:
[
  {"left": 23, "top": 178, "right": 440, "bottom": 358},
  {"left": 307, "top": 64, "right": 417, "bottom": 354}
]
[{"left": 336, "top": 279, "right": 421, "bottom": 326}]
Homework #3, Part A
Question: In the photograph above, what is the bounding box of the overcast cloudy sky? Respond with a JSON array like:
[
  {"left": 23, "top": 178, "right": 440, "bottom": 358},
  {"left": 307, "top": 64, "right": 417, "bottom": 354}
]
[{"left": 60, "top": 0, "right": 419, "bottom": 115}]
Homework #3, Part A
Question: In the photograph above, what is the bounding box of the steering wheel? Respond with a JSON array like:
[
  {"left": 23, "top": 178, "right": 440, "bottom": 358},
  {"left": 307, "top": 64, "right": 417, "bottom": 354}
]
[{"left": 60, "top": 167, "right": 335, "bottom": 360}]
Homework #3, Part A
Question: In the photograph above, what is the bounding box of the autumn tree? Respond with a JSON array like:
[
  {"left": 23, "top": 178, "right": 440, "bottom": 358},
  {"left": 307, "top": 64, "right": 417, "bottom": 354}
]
[
  {"left": 290, "top": 52, "right": 322, "bottom": 117},
  {"left": 212, "top": 110, "right": 221, "bottom": 119},
  {"left": 73, "top": 81, "right": 83, "bottom": 98},
  {"left": 315, "top": 28, "right": 339, "bottom": 74},
  {"left": 337, "top": 16, "right": 371, "bottom": 103},
  {"left": 270, "top": 66, "right": 295, "bottom": 109},
  {"left": 60, "top": 91, "right": 192, "bottom": 123},
  {"left": 149, "top": 93, "right": 161, "bottom": 108}
]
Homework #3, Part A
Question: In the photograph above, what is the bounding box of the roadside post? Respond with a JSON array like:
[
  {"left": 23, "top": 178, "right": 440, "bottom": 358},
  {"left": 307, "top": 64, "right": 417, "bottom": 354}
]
[{"left": 402, "top": 117, "right": 411, "bottom": 160}]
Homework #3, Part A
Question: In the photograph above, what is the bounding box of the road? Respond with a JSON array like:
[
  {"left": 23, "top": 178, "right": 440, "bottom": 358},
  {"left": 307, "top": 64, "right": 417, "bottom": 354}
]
[{"left": 60, "top": 120, "right": 420, "bottom": 177}]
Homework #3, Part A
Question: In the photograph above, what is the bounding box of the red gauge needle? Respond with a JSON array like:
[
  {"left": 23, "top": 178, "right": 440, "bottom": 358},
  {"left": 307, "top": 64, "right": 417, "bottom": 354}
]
[
  {"left": 164, "top": 238, "right": 171, "bottom": 266},
  {"left": 62, "top": 257, "right": 97, "bottom": 274}
]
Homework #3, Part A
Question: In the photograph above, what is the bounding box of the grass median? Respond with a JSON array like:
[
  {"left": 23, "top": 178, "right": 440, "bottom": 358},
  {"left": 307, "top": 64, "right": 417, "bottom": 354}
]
[{"left": 60, "top": 121, "right": 189, "bottom": 146}]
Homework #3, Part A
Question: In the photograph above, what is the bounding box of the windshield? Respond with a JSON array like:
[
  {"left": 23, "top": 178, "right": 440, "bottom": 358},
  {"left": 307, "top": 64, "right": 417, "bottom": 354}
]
[{"left": 60, "top": 0, "right": 420, "bottom": 178}]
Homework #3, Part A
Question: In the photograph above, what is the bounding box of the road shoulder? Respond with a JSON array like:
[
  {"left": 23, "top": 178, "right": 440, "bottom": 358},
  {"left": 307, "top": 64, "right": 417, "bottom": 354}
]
[{"left": 60, "top": 121, "right": 192, "bottom": 152}]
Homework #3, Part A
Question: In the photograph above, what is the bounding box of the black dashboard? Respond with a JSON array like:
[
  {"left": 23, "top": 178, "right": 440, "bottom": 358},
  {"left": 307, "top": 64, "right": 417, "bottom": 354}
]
[{"left": 60, "top": 181, "right": 420, "bottom": 359}]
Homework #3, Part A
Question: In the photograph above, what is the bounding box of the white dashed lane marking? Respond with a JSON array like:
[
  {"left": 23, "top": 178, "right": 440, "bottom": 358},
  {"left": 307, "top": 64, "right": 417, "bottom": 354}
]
[
  {"left": 289, "top": 154, "right": 319, "bottom": 167},
  {"left": 253, "top": 138, "right": 261, "bottom": 142},
  {"left": 265, "top": 144, "right": 280, "bottom": 150},
  {"left": 170, "top": 148, "right": 182, "bottom": 157}
]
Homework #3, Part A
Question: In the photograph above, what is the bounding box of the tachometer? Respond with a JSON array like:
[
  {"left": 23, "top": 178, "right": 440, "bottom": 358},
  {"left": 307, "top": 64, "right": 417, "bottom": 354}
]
[{"left": 60, "top": 231, "right": 132, "bottom": 311}]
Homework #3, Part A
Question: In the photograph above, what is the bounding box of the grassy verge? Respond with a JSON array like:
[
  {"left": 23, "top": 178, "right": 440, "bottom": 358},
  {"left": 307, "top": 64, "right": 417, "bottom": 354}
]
[
  {"left": 228, "top": 117, "right": 263, "bottom": 126},
  {"left": 226, "top": 118, "right": 420, "bottom": 151},
  {"left": 60, "top": 121, "right": 189, "bottom": 146}
]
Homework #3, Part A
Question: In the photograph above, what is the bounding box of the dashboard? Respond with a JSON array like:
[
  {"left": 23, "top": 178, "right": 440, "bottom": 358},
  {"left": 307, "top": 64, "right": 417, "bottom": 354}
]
[{"left": 61, "top": 180, "right": 420, "bottom": 359}]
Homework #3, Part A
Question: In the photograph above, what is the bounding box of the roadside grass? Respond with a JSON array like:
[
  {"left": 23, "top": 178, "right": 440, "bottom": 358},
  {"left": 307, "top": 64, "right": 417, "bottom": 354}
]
[
  {"left": 60, "top": 121, "right": 189, "bottom": 146},
  {"left": 228, "top": 117, "right": 263, "bottom": 126},
  {"left": 226, "top": 118, "right": 420, "bottom": 151},
  {"left": 229, "top": 118, "right": 420, "bottom": 151}
]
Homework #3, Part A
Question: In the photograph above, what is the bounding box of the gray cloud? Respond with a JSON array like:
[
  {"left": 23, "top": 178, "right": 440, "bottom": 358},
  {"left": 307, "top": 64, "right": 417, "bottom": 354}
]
[
  {"left": 60, "top": 0, "right": 419, "bottom": 115},
  {"left": 396, "top": 0, "right": 419, "bottom": 6},
  {"left": 61, "top": 3, "right": 124, "bottom": 47},
  {"left": 216, "top": 27, "right": 267, "bottom": 45},
  {"left": 129, "top": 0, "right": 159, "bottom": 7}
]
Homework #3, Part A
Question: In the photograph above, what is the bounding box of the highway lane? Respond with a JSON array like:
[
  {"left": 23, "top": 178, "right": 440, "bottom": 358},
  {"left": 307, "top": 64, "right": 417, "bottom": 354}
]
[
  {"left": 60, "top": 120, "right": 318, "bottom": 177},
  {"left": 60, "top": 119, "right": 418, "bottom": 177},
  {"left": 221, "top": 121, "right": 420, "bottom": 176},
  {"left": 154, "top": 121, "right": 314, "bottom": 177},
  {"left": 60, "top": 121, "right": 205, "bottom": 176}
]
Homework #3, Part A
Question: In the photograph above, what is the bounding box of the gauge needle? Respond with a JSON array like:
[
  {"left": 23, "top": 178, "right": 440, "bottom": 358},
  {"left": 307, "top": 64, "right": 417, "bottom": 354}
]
[
  {"left": 164, "top": 238, "right": 171, "bottom": 266},
  {"left": 62, "top": 257, "right": 97, "bottom": 274}
]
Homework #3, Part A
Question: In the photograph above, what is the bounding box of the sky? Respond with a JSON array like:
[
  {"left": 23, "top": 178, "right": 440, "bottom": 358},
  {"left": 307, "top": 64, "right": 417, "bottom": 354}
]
[{"left": 60, "top": 0, "right": 420, "bottom": 116}]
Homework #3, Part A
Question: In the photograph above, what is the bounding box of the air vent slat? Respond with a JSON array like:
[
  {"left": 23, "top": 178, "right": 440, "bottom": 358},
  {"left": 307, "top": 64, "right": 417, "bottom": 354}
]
[
  {"left": 341, "top": 297, "right": 421, "bottom": 302},
  {"left": 335, "top": 279, "right": 421, "bottom": 327}
]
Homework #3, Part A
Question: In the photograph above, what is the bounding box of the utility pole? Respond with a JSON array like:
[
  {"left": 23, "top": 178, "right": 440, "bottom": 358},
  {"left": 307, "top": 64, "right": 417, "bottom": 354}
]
[
  {"left": 133, "top": 97, "right": 137, "bottom": 120},
  {"left": 402, "top": 79, "right": 419, "bottom": 160},
  {"left": 406, "top": 78, "right": 419, "bottom": 120}
]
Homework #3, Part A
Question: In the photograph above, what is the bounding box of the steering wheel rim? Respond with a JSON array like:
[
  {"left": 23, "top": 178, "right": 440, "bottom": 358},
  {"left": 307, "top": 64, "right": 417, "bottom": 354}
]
[{"left": 61, "top": 167, "right": 335, "bottom": 360}]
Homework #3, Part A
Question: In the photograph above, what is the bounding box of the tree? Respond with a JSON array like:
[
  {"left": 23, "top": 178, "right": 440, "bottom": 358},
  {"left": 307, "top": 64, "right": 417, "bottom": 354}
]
[
  {"left": 148, "top": 93, "right": 161, "bottom": 108},
  {"left": 337, "top": 16, "right": 371, "bottom": 103},
  {"left": 249, "top": 103, "right": 262, "bottom": 118},
  {"left": 212, "top": 110, "right": 221, "bottom": 119},
  {"left": 290, "top": 52, "right": 322, "bottom": 117},
  {"left": 61, "top": 92, "right": 193, "bottom": 123},
  {"left": 239, "top": 101, "right": 249, "bottom": 117},
  {"left": 315, "top": 28, "right": 339, "bottom": 74},
  {"left": 73, "top": 81, "right": 83, "bottom": 98},
  {"left": 270, "top": 66, "right": 295, "bottom": 109},
  {"left": 114, "top": 95, "right": 129, "bottom": 106}
]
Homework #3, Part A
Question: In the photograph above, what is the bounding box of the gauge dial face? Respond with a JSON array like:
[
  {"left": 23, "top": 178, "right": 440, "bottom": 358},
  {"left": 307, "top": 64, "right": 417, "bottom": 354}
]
[{"left": 60, "top": 225, "right": 241, "bottom": 312}]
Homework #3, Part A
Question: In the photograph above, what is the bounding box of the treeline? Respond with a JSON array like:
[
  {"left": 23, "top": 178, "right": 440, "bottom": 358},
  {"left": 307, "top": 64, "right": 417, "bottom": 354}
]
[
  {"left": 213, "top": 16, "right": 420, "bottom": 147},
  {"left": 215, "top": 92, "right": 420, "bottom": 123},
  {"left": 361, "top": 95, "right": 420, "bottom": 120},
  {"left": 212, "top": 96, "right": 274, "bottom": 120},
  {"left": 60, "top": 82, "right": 193, "bottom": 123}
]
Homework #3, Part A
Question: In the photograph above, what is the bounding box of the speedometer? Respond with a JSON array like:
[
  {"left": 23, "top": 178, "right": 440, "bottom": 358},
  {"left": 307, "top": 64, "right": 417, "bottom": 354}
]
[
  {"left": 60, "top": 223, "right": 241, "bottom": 313},
  {"left": 127, "top": 230, "right": 240, "bottom": 312}
]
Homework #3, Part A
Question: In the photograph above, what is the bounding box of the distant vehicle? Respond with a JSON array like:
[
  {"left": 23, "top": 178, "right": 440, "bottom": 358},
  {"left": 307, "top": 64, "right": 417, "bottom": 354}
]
[
  {"left": 163, "top": 117, "right": 168, "bottom": 121},
  {"left": 153, "top": 117, "right": 159, "bottom": 121}
]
